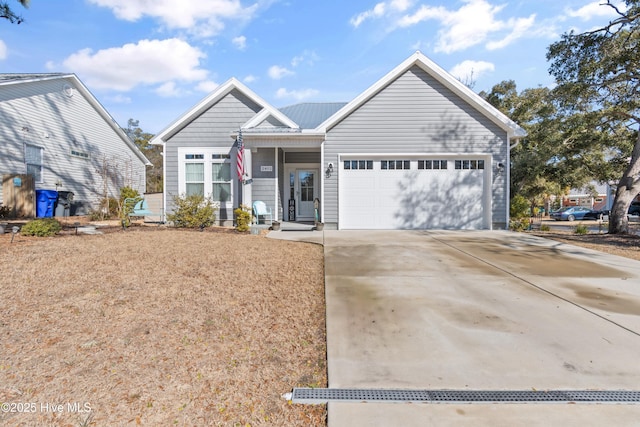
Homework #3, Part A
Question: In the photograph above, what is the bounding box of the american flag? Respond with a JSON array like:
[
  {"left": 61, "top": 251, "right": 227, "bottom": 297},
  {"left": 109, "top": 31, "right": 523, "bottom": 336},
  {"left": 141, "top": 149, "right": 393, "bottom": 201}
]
[{"left": 236, "top": 129, "right": 244, "bottom": 181}]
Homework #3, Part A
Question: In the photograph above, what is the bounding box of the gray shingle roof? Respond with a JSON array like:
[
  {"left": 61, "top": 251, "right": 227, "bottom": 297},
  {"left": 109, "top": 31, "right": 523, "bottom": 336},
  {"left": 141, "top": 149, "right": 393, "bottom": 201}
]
[
  {"left": 279, "top": 102, "right": 347, "bottom": 129},
  {"left": 0, "top": 73, "right": 65, "bottom": 82}
]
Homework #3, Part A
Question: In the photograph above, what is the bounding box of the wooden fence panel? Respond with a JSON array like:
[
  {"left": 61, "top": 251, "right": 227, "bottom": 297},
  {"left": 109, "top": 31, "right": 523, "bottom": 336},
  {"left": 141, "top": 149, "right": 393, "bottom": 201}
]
[{"left": 2, "top": 174, "right": 35, "bottom": 218}]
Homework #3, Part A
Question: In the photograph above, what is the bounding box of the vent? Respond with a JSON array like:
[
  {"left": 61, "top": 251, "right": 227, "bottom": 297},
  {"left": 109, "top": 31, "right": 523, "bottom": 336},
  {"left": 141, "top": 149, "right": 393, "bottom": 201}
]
[{"left": 286, "top": 388, "right": 640, "bottom": 405}]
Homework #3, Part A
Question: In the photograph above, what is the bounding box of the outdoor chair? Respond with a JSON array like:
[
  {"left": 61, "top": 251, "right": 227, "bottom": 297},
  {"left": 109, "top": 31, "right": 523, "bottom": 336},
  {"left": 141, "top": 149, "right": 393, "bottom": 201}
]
[{"left": 252, "top": 201, "right": 273, "bottom": 226}]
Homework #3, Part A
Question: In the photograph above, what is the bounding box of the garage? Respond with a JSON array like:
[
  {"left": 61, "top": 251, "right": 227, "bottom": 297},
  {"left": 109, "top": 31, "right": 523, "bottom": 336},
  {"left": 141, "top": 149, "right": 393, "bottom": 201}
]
[{"left": 338, "top": 156, "right": 491, "bottom": 229}]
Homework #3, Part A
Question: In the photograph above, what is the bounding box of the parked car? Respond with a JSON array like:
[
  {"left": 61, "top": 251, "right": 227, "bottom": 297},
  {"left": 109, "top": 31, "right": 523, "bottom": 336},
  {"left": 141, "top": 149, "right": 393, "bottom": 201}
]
[
  {"left": 629, "top": 202, "right": 640, "bottom": 216},
  {"left": 550, "top": 206, "right": 605, "bottom": 221}
]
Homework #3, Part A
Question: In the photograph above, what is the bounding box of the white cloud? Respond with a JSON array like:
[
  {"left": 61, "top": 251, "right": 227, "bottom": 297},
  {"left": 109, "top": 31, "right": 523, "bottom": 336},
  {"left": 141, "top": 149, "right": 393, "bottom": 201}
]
[
  {"left": 566, "top": 1, "right": 626, "bottom": 21},
  {"left": 0, "top": 40, "right": 6, "bottom": 60},
  {"left": 291, "top": 50, "right": 319, "bottom": 67},
  {"left": 268, "top": 65, "right": 294, "bottom": 80},
  {"left": 243, "top": 74, "right": 257, "bottom": 83},
  {"left": 106, "top": 94, "right": 132, "bottom": 104},
  {"left": 196, "top": 80, "right": 219, "bottom": 93},
  {"left": 87, "top": 0, "right": 258, "bottom": 38},
  {"left": 232, "top": 35, "right": 247, "bottom": 50},
  {"left": 350, "top": 0, "right": 412, "bottom": 27},
  {"left": 486, "top": 15, "right": 536, "bottom": 50},
  {"left": 61, "top": 38, "right": 208, "bottom": 91},
  {"left": 397, "top": 0, "right": 535, "bottom": 53},
  {"left": 449, "top": 60, "right": 495, "bottom": 81},
  {"left": 155, "top": 81, "right": 182, "bottom": 97},
  {"left": 275, "top": 87, "right": 319, "bottom": 101}
]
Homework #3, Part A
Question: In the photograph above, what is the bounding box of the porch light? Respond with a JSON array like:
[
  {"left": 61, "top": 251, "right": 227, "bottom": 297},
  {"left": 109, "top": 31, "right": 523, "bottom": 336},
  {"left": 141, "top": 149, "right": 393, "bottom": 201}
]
[{"left": 325, "top": 163, "right": 334, "bottom": 178}]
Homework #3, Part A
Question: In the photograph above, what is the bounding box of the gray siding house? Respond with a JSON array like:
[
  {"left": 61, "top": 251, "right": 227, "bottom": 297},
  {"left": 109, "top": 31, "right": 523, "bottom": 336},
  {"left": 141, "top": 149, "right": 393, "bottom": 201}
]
[
  {"left": 0, "top": 73, "right": 150, "bottom": 215},
  {"left": 152, "top": 52, "right": 526, "bottom": 230}
]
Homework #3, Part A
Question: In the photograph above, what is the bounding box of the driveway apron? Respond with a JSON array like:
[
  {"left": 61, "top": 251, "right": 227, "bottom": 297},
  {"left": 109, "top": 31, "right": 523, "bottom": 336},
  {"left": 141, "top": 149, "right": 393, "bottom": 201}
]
[{"left": 323, "top": 230, "right": 640, "bottom": 426}]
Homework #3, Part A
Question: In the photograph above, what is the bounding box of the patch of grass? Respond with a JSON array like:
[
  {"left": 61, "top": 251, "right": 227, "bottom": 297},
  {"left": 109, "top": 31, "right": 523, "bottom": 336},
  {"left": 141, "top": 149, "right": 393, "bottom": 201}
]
[
  {"left": 0, "top": 230, "right": 327, "bottom": 425},
  {"left": 574, "top": 223, "right": 589, "bottom": 235}
]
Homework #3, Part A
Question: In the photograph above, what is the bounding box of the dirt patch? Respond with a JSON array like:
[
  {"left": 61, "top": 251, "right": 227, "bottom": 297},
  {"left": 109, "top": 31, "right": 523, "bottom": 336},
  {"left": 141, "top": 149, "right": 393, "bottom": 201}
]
[
  {"left": 0, "top": 228, "right": 326, "bottom": 426},
  {"left": 532, "top": 231, "right": 640, "bottom": 262}
]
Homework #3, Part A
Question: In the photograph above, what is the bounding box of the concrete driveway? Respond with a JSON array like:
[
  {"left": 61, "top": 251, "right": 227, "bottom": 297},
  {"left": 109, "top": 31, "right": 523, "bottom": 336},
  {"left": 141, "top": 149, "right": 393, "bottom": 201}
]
[{"left": 323, "top": 230, "right": 640, "bottom": 426}]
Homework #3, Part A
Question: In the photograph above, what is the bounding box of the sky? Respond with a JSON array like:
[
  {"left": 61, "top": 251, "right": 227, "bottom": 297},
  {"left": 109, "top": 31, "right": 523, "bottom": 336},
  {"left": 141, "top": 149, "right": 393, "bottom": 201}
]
[{"left": 0, "top": 0, "right": 627, "bottom": 134}]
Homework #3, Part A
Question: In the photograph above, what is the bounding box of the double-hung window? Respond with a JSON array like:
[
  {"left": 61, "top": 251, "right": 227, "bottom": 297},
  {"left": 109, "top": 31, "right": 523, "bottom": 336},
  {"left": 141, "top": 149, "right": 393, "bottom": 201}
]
[
  {"left": 179, "top": 149, "right": 233, "bottom": 207},
  {"left": 184, "top": 154, "right": 205, "bottom": 196},
  {"left": 211, "top": 154, "right": 231, "bottom": 204},
  {"left": 25, "top": 144, "right": 44, "bottom": 183}
]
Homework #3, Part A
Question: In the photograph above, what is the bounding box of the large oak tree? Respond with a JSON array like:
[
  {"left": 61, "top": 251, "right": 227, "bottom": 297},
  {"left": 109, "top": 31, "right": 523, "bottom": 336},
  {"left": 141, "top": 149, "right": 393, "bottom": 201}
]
[
  {"left": 547, "top": 0, "right": 640, "bottom": 234},
  {"left": 1, "top": 0, "right": 29, "bottom": 24}
]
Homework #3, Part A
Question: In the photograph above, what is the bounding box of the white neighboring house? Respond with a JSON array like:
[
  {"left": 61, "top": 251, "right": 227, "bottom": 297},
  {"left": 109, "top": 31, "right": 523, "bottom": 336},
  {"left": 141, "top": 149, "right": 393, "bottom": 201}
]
[
  {"left": 152, "top": 52, "right": 526, "bottom": 230},
  {"left": 0, "top": 73, "right": 150, "bottom": 216}
]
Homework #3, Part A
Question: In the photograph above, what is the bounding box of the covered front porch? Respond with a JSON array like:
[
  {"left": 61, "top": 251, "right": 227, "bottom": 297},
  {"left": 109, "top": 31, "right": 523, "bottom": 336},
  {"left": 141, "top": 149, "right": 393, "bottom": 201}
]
[{"left": 239, "top": 134, "right": 324, "bottom": 226}]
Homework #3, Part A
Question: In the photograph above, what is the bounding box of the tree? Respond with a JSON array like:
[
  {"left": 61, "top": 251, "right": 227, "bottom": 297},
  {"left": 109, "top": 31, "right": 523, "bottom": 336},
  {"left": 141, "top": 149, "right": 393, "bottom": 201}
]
[
  {"left": 1, "top": 0, "right": 29, "bottom": 24},
  {"left": 547, "top": 0, "right": 640, "bottom": 234},
  {"left": 124, "top": 119, "right": 163, "bottom": 193},
  {"left": 482, "top": 82, "right": 567, "bottom": 213}
]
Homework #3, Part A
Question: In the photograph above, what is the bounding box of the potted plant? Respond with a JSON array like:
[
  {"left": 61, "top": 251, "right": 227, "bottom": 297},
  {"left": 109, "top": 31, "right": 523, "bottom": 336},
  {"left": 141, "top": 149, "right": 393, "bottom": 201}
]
[
  {"left": 271, "top": 221, "right": 281, "bottom": 231},
  {"left": 315, "top": 222, "right": 324, "bottom": 231}
]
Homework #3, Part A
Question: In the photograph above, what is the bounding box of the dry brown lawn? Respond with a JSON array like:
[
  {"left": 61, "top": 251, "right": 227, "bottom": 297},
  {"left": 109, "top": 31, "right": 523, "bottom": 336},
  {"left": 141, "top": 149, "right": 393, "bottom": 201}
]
[{"left": 0, "top": 226, "right": 326, "bottom": 426}]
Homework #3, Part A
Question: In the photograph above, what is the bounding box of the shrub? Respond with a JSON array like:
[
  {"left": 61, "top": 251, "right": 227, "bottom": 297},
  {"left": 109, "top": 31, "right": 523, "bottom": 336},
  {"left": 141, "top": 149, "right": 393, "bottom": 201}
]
[
  {"left": 539, "top": 223, "right": 551, "bottom": 232},
  {"left": 510, "top": 194, "right": 530, "bottom": 220},
  {"left": 0, "top": 205, "right": 11, "bottom": 219},
  {"left": 509, "top": 218, "right": 528, "bottom": 232},
  {"left": 21, "top": 218, "right": 62, "bottom": 237},
  {"left": 234, "top": 204, "right": 252, "bottom": 232},
  {"left": 167, "top": 193, "right": 218, "bottom": 228},
  {"left": 119, "top": 186, "right": 141, "bottom": 225},
  {"left": 574, "top": 223, "right": 589, "bottom": 235}
]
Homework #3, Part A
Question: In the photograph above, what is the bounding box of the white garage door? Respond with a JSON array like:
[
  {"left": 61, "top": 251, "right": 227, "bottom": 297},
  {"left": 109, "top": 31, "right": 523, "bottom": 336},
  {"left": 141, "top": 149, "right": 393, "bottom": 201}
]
[{"left": 339, "top": 158, "right": 489, "bottom": 229}]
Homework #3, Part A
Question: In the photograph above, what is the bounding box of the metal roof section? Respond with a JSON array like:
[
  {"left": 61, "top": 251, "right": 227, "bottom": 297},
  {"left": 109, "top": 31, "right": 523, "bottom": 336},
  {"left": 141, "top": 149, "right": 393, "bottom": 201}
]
[
  {"left": 279, "top": 102, "right": 348, "bottom": 130},
  {"left": 316, "top": 51, "right": 527, "bottom": 140}
]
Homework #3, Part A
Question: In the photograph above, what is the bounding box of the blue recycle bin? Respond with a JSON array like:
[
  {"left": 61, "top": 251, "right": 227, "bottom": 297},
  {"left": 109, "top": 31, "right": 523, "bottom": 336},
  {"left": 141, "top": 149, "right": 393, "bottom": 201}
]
[{"left": 36, "top": 190, "right": 58, "bottom": 218}]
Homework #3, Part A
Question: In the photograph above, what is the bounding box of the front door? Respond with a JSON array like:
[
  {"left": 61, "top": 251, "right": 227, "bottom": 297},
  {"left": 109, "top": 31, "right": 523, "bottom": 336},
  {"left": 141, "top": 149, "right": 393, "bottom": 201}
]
[{"left": 296, "top": 169, "right": 317, "bottom": 220}]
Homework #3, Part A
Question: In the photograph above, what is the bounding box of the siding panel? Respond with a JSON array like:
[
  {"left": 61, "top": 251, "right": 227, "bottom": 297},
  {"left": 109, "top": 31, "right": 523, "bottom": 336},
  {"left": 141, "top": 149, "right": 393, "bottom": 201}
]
[
  {"left": 0, "top": 77, "right": 146, "bottom": 212},
  {"left": 164, "top": 89, "right": 262, "bottom": 215},
  {"left": 324, "top": 66, "right": 509, "bottom": 228}
]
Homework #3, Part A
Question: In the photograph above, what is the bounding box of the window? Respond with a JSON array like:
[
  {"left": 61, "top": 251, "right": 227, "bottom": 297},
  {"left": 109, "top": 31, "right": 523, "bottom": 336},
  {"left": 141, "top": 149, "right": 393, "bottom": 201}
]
[
  {"left": 180, "top": 149, "right": 233, "bottom": 205},
  {"left": 381, "top": 160, "right": 410, "bottom": 170},
  {"left": 344, "top": 160, "right": 373, "bottom": 170},
  {"left": 455, "top": 159, "right": 485, "bottom": 170},
  {"left": 418, "top": 160, "right": 447, "bottom": 170},
  {"left": 25, "top": 144, "right": 43, "bottom": 183},
  {"left": 70, "top": 150, "right": 90, "bottom": 159},
  {"left": 185, "top": 162, "right": 204, "bottom": 196},
  {"left": 212, "top": 162, "right": 231, "bottom": 203}
]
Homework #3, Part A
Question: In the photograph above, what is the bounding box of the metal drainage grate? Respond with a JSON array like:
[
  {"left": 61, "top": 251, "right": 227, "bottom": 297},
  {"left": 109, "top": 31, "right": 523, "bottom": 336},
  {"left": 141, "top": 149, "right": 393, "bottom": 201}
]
[{"left": 286, "top": 388, "right": 640, "bottom": 405}]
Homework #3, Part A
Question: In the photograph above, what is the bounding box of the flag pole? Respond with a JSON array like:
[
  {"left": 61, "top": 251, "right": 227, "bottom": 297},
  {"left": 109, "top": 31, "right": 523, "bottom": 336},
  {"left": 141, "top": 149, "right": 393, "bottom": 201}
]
[{"left": 236, "top": 128, "right": 245, "bottom": 208}]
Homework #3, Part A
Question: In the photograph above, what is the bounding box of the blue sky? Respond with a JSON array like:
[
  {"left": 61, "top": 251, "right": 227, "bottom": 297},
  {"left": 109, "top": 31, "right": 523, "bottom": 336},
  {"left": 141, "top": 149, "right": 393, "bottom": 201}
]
[{"left": 0, "top": 0, "right": 626, "bottom": 133}]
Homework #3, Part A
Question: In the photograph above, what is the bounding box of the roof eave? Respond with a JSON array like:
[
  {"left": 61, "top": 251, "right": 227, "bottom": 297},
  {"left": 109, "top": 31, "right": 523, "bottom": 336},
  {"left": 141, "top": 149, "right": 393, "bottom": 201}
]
[{"left": 315, "top": 51, "right": 527, "bottom": 138}]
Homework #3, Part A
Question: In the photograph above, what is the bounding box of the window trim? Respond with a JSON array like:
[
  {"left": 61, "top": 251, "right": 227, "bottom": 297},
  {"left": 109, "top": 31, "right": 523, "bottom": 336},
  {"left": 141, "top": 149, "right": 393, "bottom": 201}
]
[
  {"left": 178, "top": 148, "right": 233, "bottom": 207},
  {"left": 25, "top": 144, "right": 44, "bottom": 183}
]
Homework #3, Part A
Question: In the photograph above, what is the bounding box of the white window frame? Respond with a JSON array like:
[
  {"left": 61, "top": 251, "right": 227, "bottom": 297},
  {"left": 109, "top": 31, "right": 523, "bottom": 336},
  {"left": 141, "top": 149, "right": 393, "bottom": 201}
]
[
  {"left": 25, "top": 144, "right": 44, "bottom": 183},
  {"left": 178, "top": 148, "right": 233, "bottom": 208}
]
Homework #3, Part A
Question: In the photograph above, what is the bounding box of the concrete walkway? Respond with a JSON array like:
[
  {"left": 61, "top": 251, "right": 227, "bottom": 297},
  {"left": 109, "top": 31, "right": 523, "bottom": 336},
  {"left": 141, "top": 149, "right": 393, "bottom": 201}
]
[{"left": 322, "top": 230, "right": 640, "bottom": 426}]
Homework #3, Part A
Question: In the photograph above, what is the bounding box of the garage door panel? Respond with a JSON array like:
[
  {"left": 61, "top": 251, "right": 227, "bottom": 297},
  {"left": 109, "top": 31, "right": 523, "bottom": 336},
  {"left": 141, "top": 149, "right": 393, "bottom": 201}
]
[{"left": 340, "top": 160, "right": 486, "bottom": 230}]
